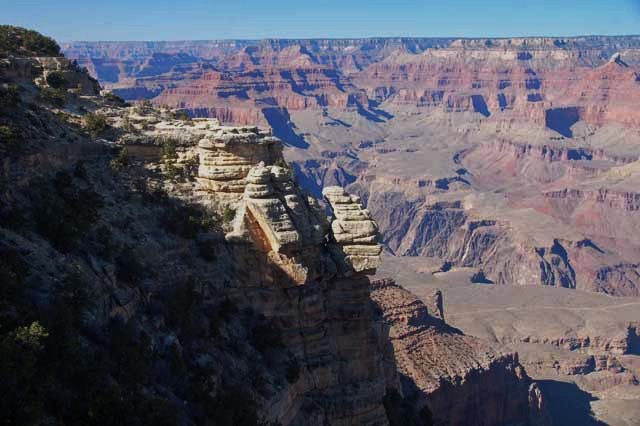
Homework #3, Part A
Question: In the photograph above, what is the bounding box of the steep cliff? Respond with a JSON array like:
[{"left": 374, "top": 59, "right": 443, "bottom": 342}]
[{"left": 370, "top": 279, "right": 550, "bottom": 426}]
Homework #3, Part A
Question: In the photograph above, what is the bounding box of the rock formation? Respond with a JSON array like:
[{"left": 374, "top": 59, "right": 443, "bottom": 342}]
[
  {"left": 370, "top": 278, "right": 550, "bottom": 426},
  {"left": 196, "top": 127, "right": 282, "bottom": 202},
  {"left": 323, "top": 186, "right": 382, "bottom": 275}
]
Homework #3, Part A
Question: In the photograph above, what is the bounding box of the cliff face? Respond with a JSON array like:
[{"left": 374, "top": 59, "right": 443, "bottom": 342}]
[
  {"left": 370, "top": 279, "right": 550, "bottom": 426},
  {"left": 63, "top": 36, "right": 640, "bottom": 130}
]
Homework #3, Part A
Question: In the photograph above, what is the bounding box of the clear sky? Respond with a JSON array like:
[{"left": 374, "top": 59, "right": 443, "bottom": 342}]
[{"left": 3, "top": 0, "right": 640, "bottom": 41}]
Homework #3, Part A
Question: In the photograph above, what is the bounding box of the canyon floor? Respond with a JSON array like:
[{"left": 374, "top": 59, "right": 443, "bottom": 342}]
[{"left": 378, "top": 256, "right": 640, "bottom": 426}]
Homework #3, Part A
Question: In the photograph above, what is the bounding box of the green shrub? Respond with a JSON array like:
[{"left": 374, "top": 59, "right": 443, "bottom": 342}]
[
  {"left": 164, "top": 277, "right": 199, "bottom": 331},
  {"left": 14, "top": 322, "right": 48, "bottom": 351},
  {"left": 121, "top": 115, "right": 137, "bottom": 133},
  {"left": 103, "top": 92, "right": 128, "bottom": 106},
  {"left": 162, "top": 139, "right": 178, "bottom": 160},
  {"left": 0, "top": 247, "right": 29, "bottom": 331},
  {"left": 40, "top": 87, "right": 66, "bottom": 107},
  {"left": 133, "top": 99, "right": 153, "bottom": 115},
  {"left": 45, "top": 71, "right": 67, "bottom": 89},
  {"left": 164, "top": 161, "right": 179, "bottom": 181},
  {"left": 110, "top": 147, "right": 129, "bottom": 170},
  {"left": 162, "top": 202, "right": 220, "bottom": 239},
  {"left": 83, "top": 112, "right": 107, "bottom": 136},
  {"left": 0, "top": 321, "right": 48, "bottom": 423},
  {"left": 174, "top": 110, "right": 191, "bottom": 121},
  {"left": 274, "top": 158, "right": 293, "bottom": 178},
  {"left": 0, "top": 125, "right": 20, "bottom": 153},
  {"left": 0, "top": 26, "right": 60, "bottom": 57},
  {"left": 0, "top": 85, "right": 20, "bottom": 111},
  {"left": 222, "top": 205, "right": 236, "bottom": 224},
  {"left": 115, "top": 247, "right": 145, "bottom": 285},
  {"left": 33, "top": 171, "right": 104, "bottom": 252}
]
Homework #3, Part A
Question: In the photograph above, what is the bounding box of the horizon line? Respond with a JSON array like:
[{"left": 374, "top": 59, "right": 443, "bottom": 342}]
[{"left": 60, "top": 34, "right": 640, "bottom": 44}]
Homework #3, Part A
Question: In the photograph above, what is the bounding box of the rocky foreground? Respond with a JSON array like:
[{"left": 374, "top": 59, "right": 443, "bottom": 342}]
[{"left": 0, "top": 27, "right": 551, "bottom": 425}]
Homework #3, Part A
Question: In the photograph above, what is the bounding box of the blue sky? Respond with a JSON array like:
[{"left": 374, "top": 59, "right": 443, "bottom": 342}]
[{"left": 3, "top": 0, "right": 640, "bottom": 41}]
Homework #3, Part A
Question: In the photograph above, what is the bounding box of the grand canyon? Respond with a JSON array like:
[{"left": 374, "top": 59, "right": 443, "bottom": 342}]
[
  {"left": 61, "top": 36, "right": 640, "bottom": 424},
  {"left": 1, "top": 23, "right": 639, "bottom": 426}
]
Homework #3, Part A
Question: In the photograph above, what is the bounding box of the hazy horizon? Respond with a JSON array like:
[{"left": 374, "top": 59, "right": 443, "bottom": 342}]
[
  {"left": 59, "top": 33, "right": 640, "bottom": 44},
  {"left": 4, "top": 0, "right": 640, "bottom": 42}
]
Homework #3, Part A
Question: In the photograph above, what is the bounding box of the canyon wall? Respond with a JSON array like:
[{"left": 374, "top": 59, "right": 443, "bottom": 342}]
[{"left": 62, "top": 36, "right": 640, "bottom": 297}]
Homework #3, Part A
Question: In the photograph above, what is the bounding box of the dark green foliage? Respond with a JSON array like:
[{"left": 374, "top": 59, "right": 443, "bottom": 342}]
[
  {"left": 274, "top": 158, "right": 293, "bottom": 178},
  {"left": 222, "top": 205, "right": 236, "bottom": 224},
  {"left": 0, "top": 125, "right": 20, "bottom": 153},
  {"left": 103, "top": 92, "right": 128, "bottom": 107},
  {"left": 164, "top": 277, "right": 199, "bottom": 331},
  {"left": 382, "top": 388, "right": 433, "bottom": 426},
  {"left": 196, "top": 234, "right": 218, "bottom": 261},
  {"left": 183, "top": 155, "right": 199, "bottom": 177},
  {"left": 470, "top": 270, "right": 491, "bottom": 284},
  {"left": 110, "top": 146, "right": 129, "bottom": 170},
  {"left": 45, "top": 71, "right": 67, "bottom": 89},
  {"left": 83, "top": 112, "right": 108, "bottom": 136},
  {"left": 161, "top": 140, "right": 180, "bottom": 180},
  {"left": 0, "top": 26, "right": 61, "bottom": 57},
  {"left": 91, "top": 224, "right": 115, "bottom": 259},
  {"left": 0, "top": 85, "right": 21, "bottom": 111},
  {"left": 115, "top": 247, "right": 145, "bottom": 285},
  {"left": 162, "top": 138, "right": 178, "bottom": 160},
  {"left": 174, "top": 109, "right": 192, "bottom": 121},
  {"left": 33, "top": 170, "right": 104, "bottom": 252},
  {"left": 0, "top": 247, "right": 30, "bottom": 332},
  {"left": 164, "top": 161, "right": 179, "bottom": 181},
  {"left": 133, "top": 99, "right": 153, "bottom": 115},
  {"left": 40, "top": 87, "right": 67, "bottom": 107},
  {"left": 0, "top": 322, "right": 49, "bottom": 424},
  {"left": 106, "top": 318, "right": 153, "bottom": 386},
  {"left": 162, "top": 202, "right": 220, "bottom": 239}
]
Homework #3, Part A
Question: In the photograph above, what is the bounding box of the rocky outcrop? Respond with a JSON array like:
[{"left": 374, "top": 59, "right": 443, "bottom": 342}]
[
  {"left": 196, "top": 127, "right": 282, "bottom": 202},
  {"left": 323, "top": 186, "right": 382, "bottom": 275},
  {"left": 370, "top": 278, "right": 550, "bottom": 426}
]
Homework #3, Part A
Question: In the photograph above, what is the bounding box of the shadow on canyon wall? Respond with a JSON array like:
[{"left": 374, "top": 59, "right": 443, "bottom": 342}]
[
  {"left": 536, "top": 380, "right": 606, "bottom": 426},
  {"left": 262, "top": 107, "right": 310, "bottom": 149},
  {"left": 545, "top": 107, "right": 581, "bottom": 138}
]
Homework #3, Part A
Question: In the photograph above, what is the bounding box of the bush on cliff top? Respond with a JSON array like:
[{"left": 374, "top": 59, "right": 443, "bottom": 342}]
[
  {"left": 83, "top": 112, "right": 108, "bottom": 136},
  {"left": 0, "top": 26, "right": 60, "bottom": 57}
]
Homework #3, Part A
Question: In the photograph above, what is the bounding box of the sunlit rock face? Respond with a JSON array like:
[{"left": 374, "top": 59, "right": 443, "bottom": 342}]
[
  {"left": 323, "top": 186, "right": 382, "bottom": 275},
  {"left": 196, "top": 126, "right": 282, "bottom": 202}
]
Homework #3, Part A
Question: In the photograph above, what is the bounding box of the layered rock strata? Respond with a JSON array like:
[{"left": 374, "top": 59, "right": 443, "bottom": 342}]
[
  {"left": 323, "top": 186, "right": 382, "bottom": 275},
  {"left": 196, "top": 127, "right": 282, "bottom": 201},
  {"left": 370, "top": 278, "right": 550, "bottom": 426}
]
